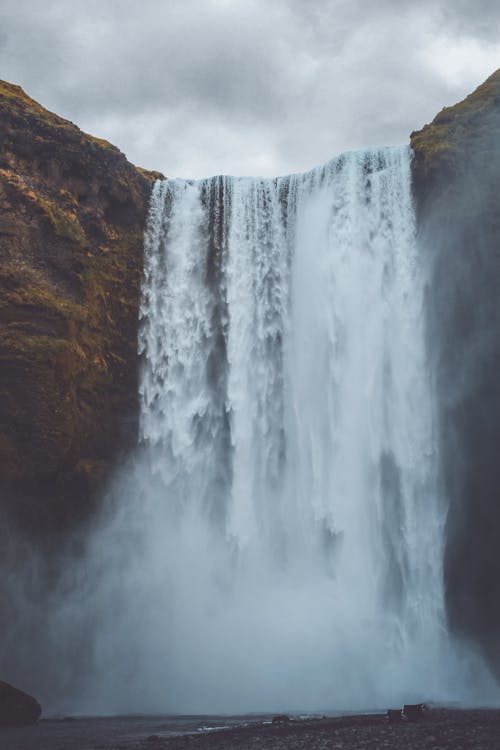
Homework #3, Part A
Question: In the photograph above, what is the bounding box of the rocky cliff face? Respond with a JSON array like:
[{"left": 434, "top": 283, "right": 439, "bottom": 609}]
[
  {"left": 411, "top": 69, "right": 500, "bottom": 672},
  {"left": 0, "top": 80, "right": 161, "bottom": 536}
]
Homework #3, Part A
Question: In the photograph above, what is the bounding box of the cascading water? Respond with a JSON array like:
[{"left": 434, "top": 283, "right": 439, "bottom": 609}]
[{"left": 86, "top": 146, "right": 492, "bottom": 714}]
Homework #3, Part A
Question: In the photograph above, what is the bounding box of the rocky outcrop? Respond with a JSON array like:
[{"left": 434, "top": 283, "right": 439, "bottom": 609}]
[
  {"left": 0, "top": 680, "right": 41, "bottom": 725},
  {"left": 411, "top": 70, "right": 500, "bottom": 671},
  {"left": 411, "top": 69, "right": 500, "bottom": 202},
  {"left": 0, "top": 80, "right": 162, "bottom": 535}
]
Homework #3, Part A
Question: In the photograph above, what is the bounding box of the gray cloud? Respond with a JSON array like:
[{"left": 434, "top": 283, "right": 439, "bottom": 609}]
[{"left": 0, "top": 0, "right": 499, "bottom": 177}]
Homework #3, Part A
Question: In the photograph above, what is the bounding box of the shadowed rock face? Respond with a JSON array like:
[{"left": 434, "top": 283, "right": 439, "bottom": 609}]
[
  {"left": 0, "top": 80, "right": 163, "bottom": 538},
  {"left": 0, "top": 680, "right": 41, "bottom": 725},
  {"left": 411, "top": 69, "right": 500, "bottom": 673}
]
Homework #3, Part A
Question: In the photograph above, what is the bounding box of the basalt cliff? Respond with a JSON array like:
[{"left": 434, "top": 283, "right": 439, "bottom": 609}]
[
  {"left": 0, "top": 81, "right": 164, "bottom": 537},
  {"left": 411, "top": 69, "right": 500, "bottom": 672}
]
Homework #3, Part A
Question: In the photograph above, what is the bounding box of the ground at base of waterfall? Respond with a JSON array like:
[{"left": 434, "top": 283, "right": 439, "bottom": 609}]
[
  {"left": 2, "top": 708, "right": 500, "bottom": 750},
  {"left": 125, "top": 709, "right": 500, "bottom": 750}
]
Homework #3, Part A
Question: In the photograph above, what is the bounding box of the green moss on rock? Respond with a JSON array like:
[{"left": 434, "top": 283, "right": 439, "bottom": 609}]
[
  {"left": 411, "top": 68, "right": 500, "bottom": 181},
  {"left": 0, "top": 78, "right": 156, "bottom": 534},
  {"left": 136, "top": 166, "right": 166, "bottom": 182},
  {"left": 39, "top": 197, "right": 88, "bottom": 245}
]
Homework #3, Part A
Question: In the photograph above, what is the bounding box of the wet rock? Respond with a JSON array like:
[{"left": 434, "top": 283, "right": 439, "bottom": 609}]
[
  {"left": 386, "top": 709, "right": 403, "bottom": 723},
  {"left": 0, "top": 679, "right": 41, "bottom": 725},
  {"left": 411, "top": 68, "right": 500, "bottom": 679},
  {"left": 402, "top": 703, "right": 426, "bottom": 721}
]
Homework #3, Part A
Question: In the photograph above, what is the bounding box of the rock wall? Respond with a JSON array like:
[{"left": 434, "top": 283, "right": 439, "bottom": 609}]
[
  {"left": 411, "top": 69, "right": 500, "bottom": 671},
  {"left": 0, "top": 80, "right": 162, "bottom": 536}
]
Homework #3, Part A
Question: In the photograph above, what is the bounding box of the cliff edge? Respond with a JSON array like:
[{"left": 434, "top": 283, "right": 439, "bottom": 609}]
[{"left": 411, "top": 68, "right": 500, "bottom": 201}]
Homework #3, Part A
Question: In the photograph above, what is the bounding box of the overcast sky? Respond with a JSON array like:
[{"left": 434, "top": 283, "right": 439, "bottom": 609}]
[{"left": 0, "top": 0, "right": 499, "bottom": 178}]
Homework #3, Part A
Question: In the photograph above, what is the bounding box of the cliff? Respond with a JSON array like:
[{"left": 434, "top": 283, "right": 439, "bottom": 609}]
[
  {"left": 411, "top": 70, "right": 500, "bottom": 671},
  {"left": 411, "top": 68, "right": 500, "bottom": 205},
  {"left": 0, "top": 80, "right": 162, "bottom": 535}
]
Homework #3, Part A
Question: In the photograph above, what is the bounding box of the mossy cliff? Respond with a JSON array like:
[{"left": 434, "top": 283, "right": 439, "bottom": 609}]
[
  {"left": 411, "top": 68, "right": 500, "bottom": 206},
  {"left": 411, "top": 70, "right": 500, "bottom": 671},
  {"left": 0, "top": 80, "right": 163, "bottom": 534}
]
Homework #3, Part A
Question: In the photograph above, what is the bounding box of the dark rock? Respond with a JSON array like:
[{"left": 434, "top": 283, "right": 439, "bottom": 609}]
[
  {"left": 402, "top": 704, "right": 426, "bottom": 721},
  {"left": 272, "top": 714, "right": 291, "bottom": 724},
  {"left": 0, "top": 679, "right": 41, "bottom": 726},
  {"left": 0, "top": 79, "right": 164, "bottom": 538},
  {"left": 386, "top": 709, "right": 402, "bottom": 723},
  {"left": 411, "top": 68, "right": 500, "bottom": 679}
]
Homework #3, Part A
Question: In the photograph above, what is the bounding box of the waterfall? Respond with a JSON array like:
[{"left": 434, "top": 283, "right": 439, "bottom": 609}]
[{"left": 91, "top": 146, "right": 488, "bottom": 713}]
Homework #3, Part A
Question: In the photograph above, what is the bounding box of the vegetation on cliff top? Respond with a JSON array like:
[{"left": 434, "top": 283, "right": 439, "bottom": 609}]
[
  {"left": 0, "top": 80, "right": 165, "bottom": 181},
  {"left": 410, "top": 68, "right": 500, "bottom": 178}
]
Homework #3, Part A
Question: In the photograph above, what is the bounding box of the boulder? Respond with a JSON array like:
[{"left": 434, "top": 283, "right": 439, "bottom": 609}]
[
  {"left": 402, "top": 703, "right": 427, "bottom": 721},
  {"left": 386, "top": 709, "right": 403, "bottom": 723},
  {"left": 0, "top": 680, "right": 41, "bottom": 726}
]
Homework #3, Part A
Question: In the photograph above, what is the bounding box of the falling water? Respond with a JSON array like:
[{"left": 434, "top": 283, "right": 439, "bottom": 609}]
[{"left": 97, "top": 146, "right": 484, "bottom": 713}]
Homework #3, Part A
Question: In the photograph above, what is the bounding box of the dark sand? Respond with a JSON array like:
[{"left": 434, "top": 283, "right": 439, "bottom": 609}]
[
  {"left": 2, "top": 709, "right": 500, "bottom": 750},
  {"left": 126, "top": 710, "right": 500, "bottom": 750}
]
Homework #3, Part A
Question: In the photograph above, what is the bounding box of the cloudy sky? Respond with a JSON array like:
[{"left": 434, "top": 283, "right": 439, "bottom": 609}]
[{"left": 0, "top": 0, "right": 499, "bottom": 178}]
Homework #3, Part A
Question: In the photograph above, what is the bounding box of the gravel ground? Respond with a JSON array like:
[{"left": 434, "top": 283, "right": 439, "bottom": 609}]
[
  {"left": 115, "top": 709, "right": 500, "bottom": 750},
  {"left": 2, "top": 708, "right": 500, "bottom": 750}
]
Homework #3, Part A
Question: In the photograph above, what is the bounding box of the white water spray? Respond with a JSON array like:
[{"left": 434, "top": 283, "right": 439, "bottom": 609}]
[{"left": 85, "top": 147, "right": 493, "bottom": 714}]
